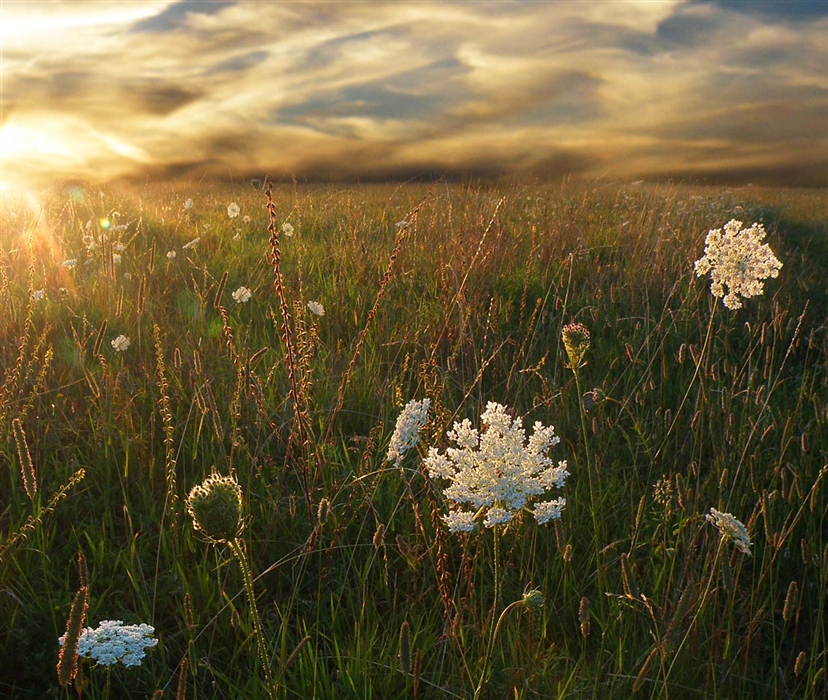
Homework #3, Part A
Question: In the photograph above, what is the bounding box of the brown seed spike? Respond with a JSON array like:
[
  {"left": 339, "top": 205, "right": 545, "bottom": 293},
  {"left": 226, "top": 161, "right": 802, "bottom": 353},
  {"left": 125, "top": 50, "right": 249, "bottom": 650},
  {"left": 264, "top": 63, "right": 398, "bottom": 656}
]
[
  {"left": 12, "top": 418, "right": 36, "bottom": 502},
  {"left": 783, "top": 580, "right": 798, "bottom": 623},
  {"left": 56, "top": 581, "right": 89, "bottom": 688},
  {"left": 578, "top": 597, "right": 590, "bottom": 639}
]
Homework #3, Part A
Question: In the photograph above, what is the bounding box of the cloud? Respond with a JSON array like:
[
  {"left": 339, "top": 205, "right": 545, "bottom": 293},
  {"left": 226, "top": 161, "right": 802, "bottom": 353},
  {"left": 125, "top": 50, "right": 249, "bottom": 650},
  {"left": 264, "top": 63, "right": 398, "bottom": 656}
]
[{"left": 1, "top": 0, "right": 825, "bottom": 188}]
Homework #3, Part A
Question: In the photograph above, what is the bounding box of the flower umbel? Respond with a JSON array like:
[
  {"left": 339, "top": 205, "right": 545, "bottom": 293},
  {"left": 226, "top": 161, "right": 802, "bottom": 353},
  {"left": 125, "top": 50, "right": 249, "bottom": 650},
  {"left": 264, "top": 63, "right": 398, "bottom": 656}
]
[
  {"left": 706, "top": 507, "right": 752, "bottom": 555},
  {"left": 111, "top": 335, "right": 130, "bottom": 352},
  {"left": 232, "top": 286, "right": 252, "bottom": 304},
  {"left": 387, "top": 398, "right": 430, "bottom": 465},
  {"left": 307, "top": 300, "right": 325, "bottom": 316},
  {"left": 425, "top": 402, "right": 569, "bottom": 532},
  {"left": 694, "top": 219, "right": 782, "bottom": 310},
  {"left": 59, "top": 620, "right": 157, "bottom": 668},
  {"left": 562, "top": 322, "right": 590, "bottom": 367},
  {"left": 227, "top": 202, "right": 240, "bottom": 218},
  {"left": 187, "top": 471, "right": 244, "bottom": 543}
]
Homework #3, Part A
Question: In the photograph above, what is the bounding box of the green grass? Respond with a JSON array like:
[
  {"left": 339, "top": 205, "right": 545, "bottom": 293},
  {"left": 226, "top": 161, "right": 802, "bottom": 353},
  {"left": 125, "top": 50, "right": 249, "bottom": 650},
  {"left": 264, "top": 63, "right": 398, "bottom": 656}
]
[{"left": 1, "top": 178, "right": 826, "bottom": 699}]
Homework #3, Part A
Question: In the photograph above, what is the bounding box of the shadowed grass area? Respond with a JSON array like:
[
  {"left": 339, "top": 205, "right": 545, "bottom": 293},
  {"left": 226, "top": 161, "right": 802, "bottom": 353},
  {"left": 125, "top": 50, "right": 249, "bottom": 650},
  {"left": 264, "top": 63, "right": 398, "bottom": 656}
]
[{"left": 1, "top": 179, "right": 826, "bottom": 699}]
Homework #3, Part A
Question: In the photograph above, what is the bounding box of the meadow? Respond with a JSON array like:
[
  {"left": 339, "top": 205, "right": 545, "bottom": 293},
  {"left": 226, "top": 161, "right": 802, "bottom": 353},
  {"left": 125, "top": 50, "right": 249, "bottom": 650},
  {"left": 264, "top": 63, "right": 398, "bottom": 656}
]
[{"left": 1, "top": 177, "right": 826, "bottom": 699}]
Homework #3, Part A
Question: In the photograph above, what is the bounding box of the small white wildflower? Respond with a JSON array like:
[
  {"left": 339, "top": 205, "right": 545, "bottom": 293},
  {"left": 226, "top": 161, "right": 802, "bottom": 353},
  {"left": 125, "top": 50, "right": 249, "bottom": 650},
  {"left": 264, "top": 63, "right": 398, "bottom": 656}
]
[
  {"left": 232, "top": 286, "right": 251, "bottom": 304},
  {"left": 59, "top": 620, "right": 158, "bottom": 668},
  {"left": 111, "top": 334, "right": 131, "bottom": 352},
  {"left": 425, "top": 402, "right": 569, "bottom": 533},
  {"left": 166, "top": 250, "right": 176, "bottom": 260},
  {"left": 387, "top": 398, "right": 430, "bottom": 465},
  {"left": 483, "top": 507, "right": 513, "bottom": 528},
  {"left": 282, "top": 222, "right": 294, "bottom": 237},
  {"left": 242, "top": 215, "right": 251, "bottom": 224},
  {"left": 532, "top": 498, "right": 566, "bottom": 524},
  {"left": 112, "top": 253, "right": 122, "bottom": 265},
  {"left": 307, "top": 300, "right": 325, "bottom": 316},
  {"left": 114, "top": 242, "right": 126, "bottom": 252},
  {"left": 233, "top": 232, "right": 241, "bottom": 241},
  {"left": 694, "top": 219, "right": 782, "bottom": 310},
  {"left": 184, "top": 198, "right": 193, "bottom": 210},
  {"left": 706, "top": 507, "right": 752, "bottom": 555},
  {"left": 227, "top": 202, "right": 240, "bottom": 218},
  {"left": 63, "top": 258, "right": 77, "bottom": 269},
  {"left": 442, "top": 510, "right": 477, "bottom": 533},
  {"left": 31, "top": 289, "right": 46, "bottom": 301},
  {"left": 182, "top": 237, "right": 200, "bottom": 250}
]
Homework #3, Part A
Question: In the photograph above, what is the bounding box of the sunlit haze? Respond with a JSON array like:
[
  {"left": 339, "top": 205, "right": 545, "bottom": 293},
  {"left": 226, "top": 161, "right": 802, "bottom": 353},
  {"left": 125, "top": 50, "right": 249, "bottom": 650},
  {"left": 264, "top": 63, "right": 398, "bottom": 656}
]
[{"left": 1, "top": 0, "right": 826, "bottom": 188}]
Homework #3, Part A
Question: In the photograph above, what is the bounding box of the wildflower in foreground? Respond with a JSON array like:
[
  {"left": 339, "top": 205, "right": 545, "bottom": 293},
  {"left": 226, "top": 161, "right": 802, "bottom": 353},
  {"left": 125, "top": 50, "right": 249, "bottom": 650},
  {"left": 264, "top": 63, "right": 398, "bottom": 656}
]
[
  {"left": 111, "top": 335, "right": 130, "bottom": 352},
  {"left": 562, "top": 322, "right": 590, "bottom": 368},
  {"left": 31, "top": 289, "right": 46, "bottom": 301},
  {"left": 242, "top": 215, "right": 251, "bottom": 224},
  {"left": 166, "top": 250, "right": 176, "bottom": 260},
  {"left": 112, "top": 253, "right": 122, "bottom": 265},
  {"left": 59, "top": 620, "right": 157, "bottom": 667},
  {"left": 187, "top": 471, "right": 244, "bottom": 543},
  {"left": 694, "top": 219, "right": 782, "bottom": 310},
  {"left": 387, "top": 398, "right": 430, "bottom": 465},
  {"left": 425, "top": 402, "right": 569, "bottom": 532},
  {"left": 706, "top": 507, "right": 752, "bottom": 555},
  {"left": 307, "top": 300, "right": 325, "bottom": 316},
  {"left": 184, "top": 198, "right": 193, "bottom": 210},
  {"left": 227, "top": 202, "right": 240, "bottom": 218},
  {"left": 63, "top": 259, "right": 77, "bottom": 269},
  {"left": 282, "top": 222, "right": 294, "bottom": 237},
  {"left": 232, "top": 286, "right": 252, "bottom": 304}
]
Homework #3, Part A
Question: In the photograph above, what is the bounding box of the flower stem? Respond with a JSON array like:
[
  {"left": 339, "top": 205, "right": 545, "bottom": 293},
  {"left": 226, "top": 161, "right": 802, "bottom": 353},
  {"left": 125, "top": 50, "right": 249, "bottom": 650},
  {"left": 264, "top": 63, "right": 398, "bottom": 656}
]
[
  {"left": 229, "top": 537, "right": 275, "bottom": 699},
  {"left": 573, "top": 364, "right": 604, "bottom": 590},
  {"left": 473, "top": 524, "right": 503, "bottom": 700},
  {"left": 654, "top": 301, "right": 717, "bottom": 464}
]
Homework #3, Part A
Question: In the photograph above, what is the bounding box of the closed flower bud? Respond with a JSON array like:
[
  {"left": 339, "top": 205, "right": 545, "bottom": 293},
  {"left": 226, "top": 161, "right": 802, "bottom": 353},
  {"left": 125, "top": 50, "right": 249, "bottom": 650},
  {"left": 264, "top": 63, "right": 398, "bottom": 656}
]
[
  {"left": 187, "top": 471, "right": 244, "bottom": 542},
  {"left": 522, "top": 589, "right": 545, "bottom": 609},
  {"left": 562, "top": 322, "right": 590, "bottom": 367}
]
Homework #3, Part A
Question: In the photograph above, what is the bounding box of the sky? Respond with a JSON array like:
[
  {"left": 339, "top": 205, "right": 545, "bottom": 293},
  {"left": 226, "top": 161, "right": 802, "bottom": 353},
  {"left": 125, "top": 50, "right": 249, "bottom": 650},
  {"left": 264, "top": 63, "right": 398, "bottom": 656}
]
[{"left": 1, "top": 0, "right": 827, "bottom": 189}]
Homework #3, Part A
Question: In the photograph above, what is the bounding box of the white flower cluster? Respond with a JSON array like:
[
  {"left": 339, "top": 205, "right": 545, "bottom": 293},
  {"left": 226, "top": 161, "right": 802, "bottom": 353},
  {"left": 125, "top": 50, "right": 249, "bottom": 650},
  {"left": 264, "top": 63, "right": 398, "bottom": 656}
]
[
  {"left": 694, "top": 219, "right": 782, "bottom": 310},
  {"left": 282, "top": 222, "right": 294, "bottom": 237},
  {"left": 59, "top": 620, "right": 158, "bottom": 667},
  {"left": 425, "top": 402, "right": 569, "bottom": 532},
  {"left": 307, "top": 300, "right": 325, "bottom": 316},
  {"left": 706, "top": 507, "right": 752, "bottom": 555},
  {"left": 111, "top": 334, "right": 131, "bottom": 352},
  {"left": 387, "top": 398, "right": 430, "bottom": 466},
  {"left": 227, "top": 202, "right": 240, "bottom": 218},
  {"left": 232, "top": 286, "right": 252, "bottom": 304}
]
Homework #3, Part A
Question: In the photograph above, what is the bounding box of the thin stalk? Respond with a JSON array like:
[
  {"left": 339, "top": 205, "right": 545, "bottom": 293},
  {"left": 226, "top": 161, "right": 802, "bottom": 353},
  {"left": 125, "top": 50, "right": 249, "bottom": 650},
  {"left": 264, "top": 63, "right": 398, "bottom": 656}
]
[
  {"left": 653, "top": 301, "right": 717, "bottom": 464},
  {"left": 573, "top": 364, "right": 604, "bottom": 590},
  {"left": 473, "top": 524, "right": 502, "bottom": 700},
  {"left": 229, "top": 538, "right": 276, "bottom": 699},
  {"left": 660, "top": 537, "right": 725, "bottom": 699}
]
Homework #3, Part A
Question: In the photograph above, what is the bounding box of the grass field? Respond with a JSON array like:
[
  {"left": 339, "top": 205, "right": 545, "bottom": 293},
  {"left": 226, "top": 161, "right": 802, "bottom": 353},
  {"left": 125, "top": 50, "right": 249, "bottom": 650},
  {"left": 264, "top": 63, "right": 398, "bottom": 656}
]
[{"left": 1, "top": 178, "right": 826, "bottom": 699}]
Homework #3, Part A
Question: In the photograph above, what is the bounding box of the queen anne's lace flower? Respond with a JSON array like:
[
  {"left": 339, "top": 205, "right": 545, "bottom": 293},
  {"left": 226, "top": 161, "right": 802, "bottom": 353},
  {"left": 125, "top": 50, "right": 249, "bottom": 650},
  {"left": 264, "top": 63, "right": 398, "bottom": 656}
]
[
  {"left": 227, "top": 202, "right": 240, "bottom": 218},
  {"left": 307, "top": 301, "right": 325, "bottom": 316},
  {"left": 387, "top": 398, "right": 430, "bottom": 465},
  {"left": 232, "top": 286, "right": 252, "bottom": 304},
  {"left": 425, "top": 402, "right": 569, "bottom": 533},
  {"left": 111, "top": 335, "right": 130, "bottom": 352},
  {"left": 59, "top": 620, "right": 158, "bottom": 667},
  {"left": 282, "top": 222, "right": 294, "bottom": 237},
  {"left": 706, "top": 507, "right": 752, "bottom": 555},
  {"left": 694, "top": 219, "right": 782, "bottom": 310}
]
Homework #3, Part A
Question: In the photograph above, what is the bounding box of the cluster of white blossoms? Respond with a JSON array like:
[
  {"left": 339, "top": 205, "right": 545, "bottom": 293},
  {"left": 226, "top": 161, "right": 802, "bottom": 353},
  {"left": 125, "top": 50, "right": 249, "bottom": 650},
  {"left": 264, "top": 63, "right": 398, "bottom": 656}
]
[
  {"left": 307, "top": 300, "right": 325, "bottom": 316},
  {"left": 387, "top": 398, "right": 430, "bottom": 466},
  {"left": 111, "top": 334, "right": 131, "bottom": 352},
  {"left": 59, "top": 620, "right": 158, "bottom": 667},
  {"left": 31, "top": 289, "right": 46, "bottom": 302},
  {"left": 166, "top": 250, "right": 177, "bottom": 260},
  {"left": 425, "top": 402, "right": 569, "bottom": 532},
  {"left": 232, "top": 286, "right": 252, "bottom": 304},
  {"left": 706, "top": 507, "right": 752, "bottom": 555},
  {"left": 694, "top": 219, "right": 782, "bottom": 310},
  {"left": 282, "top": 222, "right": 295, "bottom": 237},
  {"left": 227, "top": 202, "right": 240, "bottom": 218}
]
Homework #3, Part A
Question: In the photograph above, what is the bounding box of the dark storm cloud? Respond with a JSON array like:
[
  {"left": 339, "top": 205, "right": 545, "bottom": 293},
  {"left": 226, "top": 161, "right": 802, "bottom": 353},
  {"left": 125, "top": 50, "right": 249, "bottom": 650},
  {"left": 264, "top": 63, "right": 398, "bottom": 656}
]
[
  {"left": 1, "top": 0, "right": 825, "bottom": 187},
  {"left": 691, "top": 0, "right": 828, "bottom": 21}
]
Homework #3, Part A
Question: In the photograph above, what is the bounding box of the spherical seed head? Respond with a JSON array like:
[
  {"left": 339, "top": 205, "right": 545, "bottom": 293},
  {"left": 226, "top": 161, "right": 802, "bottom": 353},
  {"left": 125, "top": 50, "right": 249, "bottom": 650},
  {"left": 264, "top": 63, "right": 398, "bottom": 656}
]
[
  {"left": 562, "top": 322, "right": 591, "bottom": 367},
  {"left": 186, "top": 472, "right": 244, "bottom": 542},
  {"left": 522, "top": 589, "right": 545, "bottom": 609}
]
